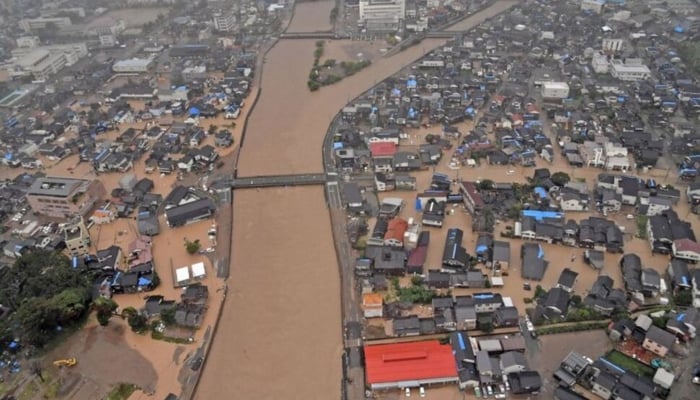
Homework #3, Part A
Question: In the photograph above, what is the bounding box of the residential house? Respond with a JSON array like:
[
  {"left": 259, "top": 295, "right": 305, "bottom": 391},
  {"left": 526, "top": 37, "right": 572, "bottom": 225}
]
[
  {"left": 362, "top": 293, "right": 384, "bottom": 318},
  {"left": 393, "top": 316, "right": 421, "bottom": 337},
  {"left": 555, "top": 387, "right": 588, "bottom": 400},
  {"left": 591, "top": 371, "right": 618, "bottom": 400},
  {"left": 500, "top": 351, "right": 529, "bottom": 375},
  {"left": 692, "top": 269, "right": 700, "bottom": 308},
  {"left": 584, "top": 275, "right": 627, "bottom": 316},
  {"left": 521, "top": 242, "right": 548, "bottom": 281},
  {"left": 181, "top": 284, "right": 209, "bottom": 304},
  {"left": 642, "top": 325, "right": 676, "bottom": 357},
  {"left": 459, "top": 181, "right": 485, "bottom": 214},
  {"left": 641, "top": 268, "right": 661, "bottom": 298},
  {"left": 555, "top": 351, "right": 591, "bottom": 387},
  {"left": 384, "top": 217, "right": 408, "bottom": 248},
  {"left": 508, "top": 371, "right": 542, "bottom": 394},
  {"left": 667, "top": 259, "right": 691, "bottom": 292},
  {"left": 494, "top": 307, "right": 519, "bottom": 327},
  {"left": 544, "top": 287, "right": 571, "bottom": 318},
  {"left": 427, "top": 270, "right": 451, "bottom": 288},
  {"left": 455, "top": 305, "right": 477, "bottom": 330},
  {"left": 556, "top": 268, "right": 579, "bottom": 293},
  {"left": 442, "top": 228, "right": 470, "bottom": 270},
  {"left": 673, "top": 238, "right": 700, "bottom": 263}
]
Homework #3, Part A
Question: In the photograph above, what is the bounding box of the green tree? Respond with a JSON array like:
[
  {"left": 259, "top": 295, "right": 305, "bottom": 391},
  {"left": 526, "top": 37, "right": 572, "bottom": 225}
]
[
  {"left": 570, "top": 295, "right": 582, "bottom": 307},
  {"left": 128, "top": 313, "right": 148, "bottom": 333},
  {"left": 94, "top": 297, "right": 118, "bottom": 327},
  {"left": 410, "top": 276, "right": 424, "bottom": 286},
  {"left": 674, "top": 290, "right": 692, "bottom": 307},
  {"left": 185, "top": 239, "right": 201, "bottom": 254},
  {"left": 534, "top": 285, "right": 547, "bottom": 300},
  {"left": 551, "top": 172, "right": 571, "bottom": 187},
  {"left": 478, "top": 179, "right": 494, "bottom": 190},
  {"left": 161, "top": 307, "right": 177, "bottom": 326},
  {"left": 479, "top": 319, "right": 494, "bottom": 333},
  {"left": 121, "top": 306, "right": 138, "bottom": 320}
]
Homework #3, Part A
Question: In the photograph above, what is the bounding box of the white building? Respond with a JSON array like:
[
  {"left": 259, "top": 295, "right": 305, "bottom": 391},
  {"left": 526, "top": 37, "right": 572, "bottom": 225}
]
[
  {"left": 580, "top": 0, "right": 605, "bottom": 14},
  {"left": 112, "top": 57, "right": 155, "bottom": 73},
  {"left": 359, "top": 0, "right": 405, "bottom": 31},
  {"left": 16, "top": 36, "right": 40, "bottom": 49},
  {"left": 213, "top": 13, "right": 236, "bottom": 32},
  {"left": 16, "top": 49, "right": 67, "bottom": 80},
  {"left": 602, "top": 38, "right": 624, "bottom": 52},
  {"left": 12, "top": 42, "right": 88, "bottom": 65},
  {"left": 99, "top": 34, "right": 117, "bottom": 47},
  {"left": 591, "top": 52, "right": 609, "bottom": 74},
  {"left": 541, "top": 82, "right": 570, "bottom": 99},
  {"left": 610, "top": 59, "right": 651, "bottom": 81},
  {"left": 19, "top": 17, "right": 72, "bottom": 32}
]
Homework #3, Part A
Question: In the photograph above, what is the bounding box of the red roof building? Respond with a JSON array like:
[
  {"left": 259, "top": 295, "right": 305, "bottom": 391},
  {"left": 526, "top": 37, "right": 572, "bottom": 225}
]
[
  {"left": 369, "top": 141, "right": 397, "bottom": 158},
  {"left": 364, "top": 340, "right": 459, "bottom": 389}
]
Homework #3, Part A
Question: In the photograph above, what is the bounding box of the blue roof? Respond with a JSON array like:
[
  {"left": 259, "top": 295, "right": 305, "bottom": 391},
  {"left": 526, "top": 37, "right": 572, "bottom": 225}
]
[
  {"left": 522, "top": 210, "right": 563, "bottom": 221},
  {"left": 458, "top": 333, "right": 466, "bottom": 350},
  {"left": 138, "top": 277, "right": 152, "bottom": 286},
  {"left": 534, "top": 187, "right": 548, "bottom": 199}
]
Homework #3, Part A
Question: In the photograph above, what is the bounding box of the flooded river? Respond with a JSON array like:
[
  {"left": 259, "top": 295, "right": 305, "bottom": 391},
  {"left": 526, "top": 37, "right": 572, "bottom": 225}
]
[{"left": 196, "top": 1, "right": 520, "bottom": 399}]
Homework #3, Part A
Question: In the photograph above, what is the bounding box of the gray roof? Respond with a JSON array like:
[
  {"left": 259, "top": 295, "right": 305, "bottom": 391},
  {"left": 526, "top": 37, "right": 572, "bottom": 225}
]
[
  {"left": 492, "top": 240, "right": 511, "bottom": 263},
  {"left": 521, "top": 243, "right": 548, "bottom": 280},
  {"left": 500, "top": 351, "right": 528, "bottom": 370},
  {"left": 644, "top": 325, "right": 676, "bottom": 350},
  {"left": 27, "top": 176, "right": 86, "bottom": 197}
]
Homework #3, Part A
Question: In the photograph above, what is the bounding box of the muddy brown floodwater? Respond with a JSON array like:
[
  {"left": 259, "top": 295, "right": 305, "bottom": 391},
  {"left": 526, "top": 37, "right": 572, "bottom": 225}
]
[
  {"left": 286, "top": 0, "right": 336, "bottom": 33},
  {"left": 196, "top": 1, "right": 521, "bottom": 399}
]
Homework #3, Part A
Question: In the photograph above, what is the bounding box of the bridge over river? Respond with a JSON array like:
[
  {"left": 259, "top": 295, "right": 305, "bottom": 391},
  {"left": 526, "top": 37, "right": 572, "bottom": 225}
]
[{"left": 228, "top": 172, "right": 333, "bottom": 189}]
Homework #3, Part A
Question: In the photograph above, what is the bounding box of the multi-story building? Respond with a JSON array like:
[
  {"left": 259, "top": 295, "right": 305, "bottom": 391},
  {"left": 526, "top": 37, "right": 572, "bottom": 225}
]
[
  {"left": 602, "top": 38, "right": 624, "bottom": 53},
  {"left": 213, "top": 13, "right": 236, "bottom": 32},
  {"left": 112, "top": 57, "right": 155, "bottom": 73},
  {"left": 19, "top": 17, "right": 72, "bottom": 32},
  {"left": 16, "top": 36, "right": 40, "bottom": 48},
  {"left": 580, "top": 0, "right": 605, "bottom": 14},
  {"left": 609, "top": 58, "right": 651, "bottom": 81},
  {"left": 64, "top": 217, "right": 91, "bottom": 257},
  {"left": 359, "top": 0, "right": 405, "bottom": 31},
  {"left": 16, "top": 49, "right": 67, "bottom": 81},
  {"left": 26, "top": 177, "right": 106, "bottom": 219},
  {"left": 12, "top": 42, "right": 88, "bottom": 65}
]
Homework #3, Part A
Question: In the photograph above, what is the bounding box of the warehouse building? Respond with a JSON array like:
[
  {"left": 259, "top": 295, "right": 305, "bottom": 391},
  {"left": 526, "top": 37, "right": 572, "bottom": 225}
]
[{"left": 364, "top": 340, "right": 459, "bottom": 390}]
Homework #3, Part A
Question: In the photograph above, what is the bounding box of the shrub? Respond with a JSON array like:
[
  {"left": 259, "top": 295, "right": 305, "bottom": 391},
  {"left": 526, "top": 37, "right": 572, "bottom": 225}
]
[{"left": 185, "top": 239, "right": 201, "bottom": 255}]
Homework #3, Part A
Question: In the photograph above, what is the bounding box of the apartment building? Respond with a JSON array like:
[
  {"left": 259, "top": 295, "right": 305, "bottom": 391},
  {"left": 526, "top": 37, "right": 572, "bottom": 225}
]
[
  {"left": 359, "top": 0, "right": 405, "bottom": 31},
  {"left": 213, "top": 13, "right": 236, "bottom": 32},
  {"left": 19, "top": 17, "right": 72, "bottom": 32},
  {"left": 26, "top": 177, "right": 106, "bottom": 219},
  {"left": 64, "top": 217, "right": 91, "bottom": 257}
]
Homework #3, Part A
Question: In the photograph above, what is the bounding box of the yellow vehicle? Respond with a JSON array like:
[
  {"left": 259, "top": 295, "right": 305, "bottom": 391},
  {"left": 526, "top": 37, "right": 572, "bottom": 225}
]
[{"left": 53, "top": 358, "right": 77, "bottom": 367}]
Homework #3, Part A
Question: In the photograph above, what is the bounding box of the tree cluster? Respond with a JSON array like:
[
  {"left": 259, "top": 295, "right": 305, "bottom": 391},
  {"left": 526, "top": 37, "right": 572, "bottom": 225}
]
[{"left": 0, "top": 251, "right": 94, "bottom": 347}]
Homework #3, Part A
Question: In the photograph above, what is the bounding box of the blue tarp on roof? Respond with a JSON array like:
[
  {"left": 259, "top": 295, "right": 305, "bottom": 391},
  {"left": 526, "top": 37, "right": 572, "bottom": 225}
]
[
  {"left": 476, "top": 245, "right": 488, "bottom": 253},
  {"left": 415, "top": 197, "right": 422, "bottom": 211},
  {"left": 534, "top": 187, "right": 548, "bottom": 199},
  {"left": 538, "top": 244, "right": 544, "bottom": 259},
  {"left": 138, "top": 277, "right": 151, "bottom": 286},
  {"left": 333, "top": 142, "right": 343, "bottom": 150},
  {"left": 188, "top": 107, "right": 200, "bottom": 116},
  {"left": 407, "top": 79, "right": 417, "bottom": 88},
  {"left": 522, "top": 210, "right": 563, "bottom": 221}
]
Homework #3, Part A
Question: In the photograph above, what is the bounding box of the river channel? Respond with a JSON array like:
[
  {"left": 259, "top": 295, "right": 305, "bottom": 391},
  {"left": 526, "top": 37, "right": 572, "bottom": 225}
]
[{"left": 195, "top": 2, "right": 518, "bottom": 399}]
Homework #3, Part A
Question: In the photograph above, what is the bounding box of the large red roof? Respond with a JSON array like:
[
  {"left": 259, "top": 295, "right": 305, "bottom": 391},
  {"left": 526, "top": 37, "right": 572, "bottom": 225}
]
[
  {"left": 369, "top": 141, "right": 397, "bottom": 157},
  {"left": 364, "top": 340, "right": 458, "bottom": 384}
]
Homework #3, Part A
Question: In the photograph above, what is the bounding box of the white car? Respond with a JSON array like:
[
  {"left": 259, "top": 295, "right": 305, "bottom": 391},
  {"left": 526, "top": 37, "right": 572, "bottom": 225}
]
[
  {"left": 405, "top": 388, "right": 411, "bottom": 397},
  {"left": 419, "top": 387, "right": 426, "bottom": 397}
]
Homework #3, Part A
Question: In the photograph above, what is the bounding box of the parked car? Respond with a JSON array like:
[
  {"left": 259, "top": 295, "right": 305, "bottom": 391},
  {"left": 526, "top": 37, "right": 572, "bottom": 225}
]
[
  {"left": 405, "top": 388, "right": 411, "bottom": 397},
  {"left": 419, "top": 387, "right": 426, "bottom": 397}
]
